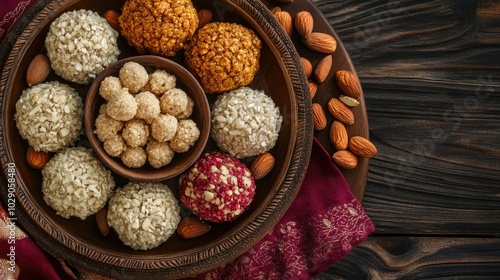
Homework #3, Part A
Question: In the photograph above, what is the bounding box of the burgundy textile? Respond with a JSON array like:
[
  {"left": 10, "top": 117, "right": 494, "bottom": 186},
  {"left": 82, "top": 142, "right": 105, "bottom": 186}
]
[{"left": 0, "top": 0, "right": 35, "bottom": 44}]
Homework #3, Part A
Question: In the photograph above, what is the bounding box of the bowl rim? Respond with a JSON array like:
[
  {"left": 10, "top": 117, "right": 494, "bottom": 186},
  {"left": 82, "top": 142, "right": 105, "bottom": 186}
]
[
  {"left": 0, "top": 0, "right": 313, "bottom": 278},
  {"left": 84, "top": 55, "right": 211, "bottom": 182}
]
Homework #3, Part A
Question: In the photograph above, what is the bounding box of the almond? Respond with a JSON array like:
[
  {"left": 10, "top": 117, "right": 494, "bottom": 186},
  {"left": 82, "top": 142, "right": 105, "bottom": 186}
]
[
  {"left": 300, "top": 57, "right": 313, "bottom": 78},
  {"left": 96, "top": 206, "right": 110, "bottom": 236},
  {"left": 197, "top": 9, "right": 212, "bottom": 27},
  {"left": 349, "top": 136, "right": 377, "bottom": 158},
  {"left": 177, "top": 216, "right": 211, "bottom": 239},
  {"left": 330, "top": 121, "right": 348, "bottom": 150},
  {"left": 269, "top": 6, "right": 281, "bottom": 14},
  {"left": 308, "top": 80, "right": 318, "bottom": 99},
  {"left": 250, "top": 152, "right": 275, "bottom": 180},
  {"left": 327, "top": 98, "right": 354, "bottom": 125},
  {"left": 274, "top": 11, "right": 293, "bottom": 36},
  {"left": 336, "top": 70, "right": 362, "bottom": 99},
  {"left": 314, "top": 55, "right": 332, "bottom": 83},
  {"left": 26, "top": 146, "right": 50, "bottom": 169},
  {"left": 332, "top": 150, "right": 358, "bottom": 169},
  {"left": 302, "top": 32, "right": 337, "bottom": 53},
  {"left": 295, "top": 11, "right": 313, "bottom": 38},
  {"left": 312, "top": 103, "right": 327, "bottom": 131},
  {"left": 103, "top": 10, "right": 121, "bottom": 32},
  {"left": 339, "top": 95, "right": 360, "bottom": 107},
  {"left": 26, "top": 54, "right": 51, "bottom": 86}
]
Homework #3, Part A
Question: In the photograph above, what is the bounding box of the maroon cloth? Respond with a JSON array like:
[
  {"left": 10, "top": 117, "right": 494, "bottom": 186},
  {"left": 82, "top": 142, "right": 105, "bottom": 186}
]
[{"left": 0, "top": 0, "right": 35, "bottom": 44}]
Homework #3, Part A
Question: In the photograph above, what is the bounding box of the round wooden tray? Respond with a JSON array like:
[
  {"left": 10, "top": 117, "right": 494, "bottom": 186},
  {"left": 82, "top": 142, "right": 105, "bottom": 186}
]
[{"left": 0, "top": 0, "right": 367, "bottom": 278}]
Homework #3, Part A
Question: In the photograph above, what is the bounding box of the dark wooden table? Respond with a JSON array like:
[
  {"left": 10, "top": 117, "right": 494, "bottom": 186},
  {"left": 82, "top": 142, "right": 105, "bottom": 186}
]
[{"left": 311, "top": 0, "right": 500, "bottom": 278}]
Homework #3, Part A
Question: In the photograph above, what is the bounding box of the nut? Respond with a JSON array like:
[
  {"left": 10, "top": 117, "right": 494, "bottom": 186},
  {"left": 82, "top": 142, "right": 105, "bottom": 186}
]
[
  {"left": 339, "top": 95, "right": 360, "bottom": 107},
  {"left": 312, "top": 103, "right": 327, "bottom": 131},
  {"left": 250, "top": 152, "right": 276, "bottom": 180},
  {"left": 300, "top": 57, "right": 313, "bottom": 78},
  {"left": 102, "top": 10, "right": 121, "bottom": 32},
  {"left": 308, "top": 80, "right": 318, "bottom": 99},
  {"left": 269, "top": 6, "right": 281, "bottom": 14},
  {"left": 177, "top": 216, "right": 211, "bottom": 239},
  {"left": 302, "top": 32, "right": 337, "bottom": 53},
  {"left": 96, "top": 206, "right": 110, "bottom": 236},
  {"left": 332, "top": 150, "right": 358, "bottom": 169},
  {"left": 197, "top": 9, "right": 212, "bottom": 27},
  {"left": 327, "top": 98, "right": 354, "bottom": 125},
  {"left": 274, "top": 11, "right": 293, "bottom": 36},
  {"left": 295, "top": 11, "right": 313, "bottom": 38},
  {"left": 314, "top": 54, "right": 332, "bottom": 83},
  {"left": 330, "top": 121, "right": 348, "bottom": 150},
  {"left": 349, "top": 136, "right": 377, "bottom": 158},
  {"left": 26, "top": 146, "right": 50, "bottom": 169},
  {"left": 336, "top": 70, "right": 362, "bottom": 99},
  {"left": 26, "top": 54, "right": 51, "bottom": 86}
]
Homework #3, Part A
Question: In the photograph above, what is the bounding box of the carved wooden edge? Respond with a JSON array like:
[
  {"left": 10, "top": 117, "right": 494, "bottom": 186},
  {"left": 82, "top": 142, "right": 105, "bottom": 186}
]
[{"left": 0, "top": 0, "right": 312, "bottom": 278}]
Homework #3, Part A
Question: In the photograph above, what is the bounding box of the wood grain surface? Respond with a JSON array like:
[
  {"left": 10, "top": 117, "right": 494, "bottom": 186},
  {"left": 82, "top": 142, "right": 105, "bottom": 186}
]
[{"left": 313, "top": 0, "right": 500, "bottom": 278}]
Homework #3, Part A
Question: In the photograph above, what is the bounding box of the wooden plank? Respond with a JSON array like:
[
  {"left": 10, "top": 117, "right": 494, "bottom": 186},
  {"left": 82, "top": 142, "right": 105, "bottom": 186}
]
[
  {"left": 317, "top": 237, "right": 500, "bottom": 279},
  {"left": 311, "top": 0, "right": 500, "bottom": 235}
]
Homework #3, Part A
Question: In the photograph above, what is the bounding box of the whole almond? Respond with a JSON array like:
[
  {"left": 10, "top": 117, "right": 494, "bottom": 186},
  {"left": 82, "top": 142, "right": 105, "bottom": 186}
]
[
  {"left": 274, "top": 11, "right": 293, "bottom": 36},
  {"left": 302, "top": 32, "right": 337, "bottom": 53},
  {"left": 250, "top": 152, "right": 275, "bottom": 180},
  {"left": 197, "top": 9, "right": 212, "bottom": 27},
  {"left": 295, "top": 11, "right": 313, "bottom": 38},
  {"left": 308, "top": 80, "right": 318, "bottom": 99},
  {"left": 314, "top": 55, "right": 332, "bottom": 83},
  {"left": 349, "top": 136, "right": 377, "bottom": 158},
  {"left": 177, "top": 216, "right": 211, "bottom": 239},
  {"left": 312, "top": 103, "right": 327, "bottom": 131},
  {"left": 300, "top": 57, "right": 313, "bottom": 78},
  {"left": 103, "top": 10, "right": 121, "bottom": 32},
  {"left": 336, "top": 70, "right": 362, "bottom": 99},
  {"left": 269, "top": 6, "right": 281, "bottom": 14},
  {"left": 26, "top": 54, "right": 51, "bottom": 86},
  {"left": 327, "top": 98, "right": 354, "bottom": 125},
  {"left": 332, "top": 150, "right": 358, "bottom": 169},
  {"left": 339, "top": 95, "right": 360, "bottom": 107},
  {"left": 26, "top": 146, "right": 50, "bottom": 169},
  {"left": 96, "top": 206, "right": 110, "bottom": 236},
  {"left": 330, "top": 121, "right": 348, "bottom": 150}
]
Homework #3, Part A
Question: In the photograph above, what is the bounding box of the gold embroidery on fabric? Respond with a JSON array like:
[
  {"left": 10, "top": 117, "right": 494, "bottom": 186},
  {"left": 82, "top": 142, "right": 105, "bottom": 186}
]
[
  {"left": 0, "top": 258, "right": 20, "bottom": 280},
  {"left": 0, "top": 0, "right": 32, "bottom": 39}
]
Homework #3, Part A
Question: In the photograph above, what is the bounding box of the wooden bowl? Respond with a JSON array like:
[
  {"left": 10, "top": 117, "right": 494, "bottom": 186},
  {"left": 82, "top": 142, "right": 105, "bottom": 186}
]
[
  {"left": 84, "top": 55, "right": 210, "bottom": 181},
  {"left": 0, "top": 0, "right": 312, "bottom": 278}
]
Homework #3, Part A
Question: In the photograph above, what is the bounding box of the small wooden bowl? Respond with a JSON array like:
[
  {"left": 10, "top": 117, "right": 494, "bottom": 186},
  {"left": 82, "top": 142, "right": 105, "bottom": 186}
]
[{"left": 84, "top": 55, "right": 210, "bottom": 181}]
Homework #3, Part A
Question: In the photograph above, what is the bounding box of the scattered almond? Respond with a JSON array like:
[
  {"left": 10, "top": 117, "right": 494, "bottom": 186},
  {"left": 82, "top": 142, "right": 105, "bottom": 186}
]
[
  {"left": 197, "top": 9, "right": 212, "bottom": 27},
  {"left": 349, "top": 136, "right": 377, "bottom": 158},
  {"left": 177, "top": 216, "right": 211, "bottom": 239},
  {"left": 327, "top": 98, "right": 354, "bottom": 125},
  {"left": 332, "top": 150, "right": 358, "bottom": 169},
  {"left": 314, "top": 54, "right": 332, "bottom": 83},
  {"left": 302, "top": 32, "right": 337, "bottom": 53},
  {"left": 336, "top": 70, "right": 362, "bottom": 99},
  {"left": 26, "top": 146, "right": 50, "bottom": 169},
  {"left": 26, "top": 54, "right": 51, "bottom": 87},
  {"left": 102, "top": 10, "right": 121, "bottom": 32},
  {"left": 96, "top": 206, "right": 110, "bottom": 236},
  {"left": 339, "top": 95, "right": 360, "bottom": 107},
  {"left": 300, "top": 57, "right": 313, "bottom": 78},
  {"left": 330, "top": 121, "right": 348, "bottom": 150},
  {"left": 295, "top": 11, "right": 313, "bottom": 38},
  {"left": 308, "top": 80, "right": 318, "bottom": 99},
  {"left": 312, "top": 103, "right": 327, "bottom": 131},
  {"left": 274, "top": 11, "right": 293, "bottom": 36},
  {"left": 269, "top": 6, "right": 281, "bottom": 14},
  {"left": 250, "top": 152, "right": 275, "bottom": 180}
]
